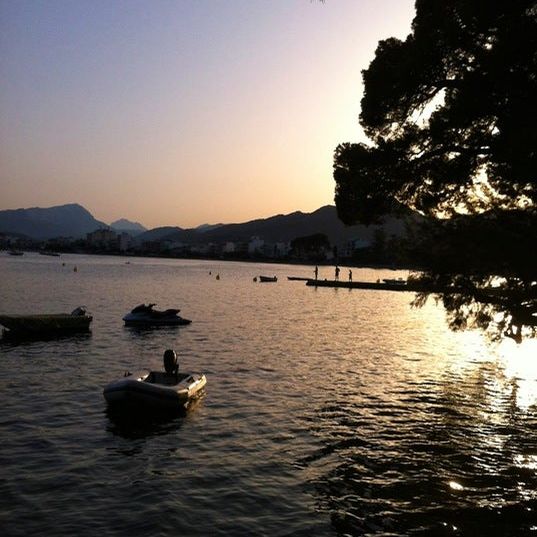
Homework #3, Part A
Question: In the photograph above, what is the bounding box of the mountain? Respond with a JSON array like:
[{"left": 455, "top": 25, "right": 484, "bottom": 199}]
[
  {"left": 196, "top": 205, "right": 410, "bottom": 245},
  {"left": 136, "top": 226, "right": 185, "bottom": 242},
  {"left": 139, "top": 205, "right": 416, "bottom": 246},
  {"left": 196, "top": 223, "right": 224, "bottom": 232},
  {"left": 110, "top": 218, "right": 147, "bottom": 235},
  {"left": 0, "top": 203, "right": 107, "bottom": 239},
  {"left": 0, "top": 202, "right": 419, "bottom": 246}
]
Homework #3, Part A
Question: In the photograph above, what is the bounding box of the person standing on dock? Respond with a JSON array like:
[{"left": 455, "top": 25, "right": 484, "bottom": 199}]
[
  {"left": 348, "top": 269, "right": 352, "bottom": 282},
  {"left": 335, "top": 266, "right": 340, "bottom": 281},
  {"left": 314, "top": 266, "right": 318, "bottom": 280}
]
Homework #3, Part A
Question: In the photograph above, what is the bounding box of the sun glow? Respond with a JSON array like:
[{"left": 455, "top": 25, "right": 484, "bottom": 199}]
[{"left": 498, "top": 339, "right": 537, "bottom": 411}]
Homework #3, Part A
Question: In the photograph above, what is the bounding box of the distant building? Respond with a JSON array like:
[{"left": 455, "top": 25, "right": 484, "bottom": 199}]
[
  {"left": 235, "top": 242, "right": 249, "bottom": 256},
  {"left": 162, "top": 239, "right": 186, "bottom": 251},
  {"left": 86, "top": 228, "right": 117, "bottom": 248},
  {"left": 191, "top": 244, "right": 211, "bottom": 255},
  {"left": 274, "top": 241, "right": 290, "bottom": 257},
  {"left": 248, "top": 236, "right": 264, "bottom": 255},
  {"left": 263, "top": 241, "right": 290, "bottom": 258},
  {"left": 140, "top": 240, "right": 162, "bottom": 254},
  {"left": 45, "top": 236, "right": 75, "bottom": 247},
  {"left": 118, "top": 232, "right": 132, "bottom": 252}
]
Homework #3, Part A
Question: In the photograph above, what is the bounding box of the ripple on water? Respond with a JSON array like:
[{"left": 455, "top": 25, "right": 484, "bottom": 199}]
[{"left": 1, "top": 256, "right": 537, "bottom": 536}]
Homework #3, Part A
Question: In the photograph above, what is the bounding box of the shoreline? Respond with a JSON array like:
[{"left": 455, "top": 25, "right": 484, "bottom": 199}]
[{"left": 2, "top": 247, "right": 421, "bottom": 272}]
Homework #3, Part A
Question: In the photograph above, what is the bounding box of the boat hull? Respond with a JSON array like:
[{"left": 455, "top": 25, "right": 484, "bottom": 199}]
[
  {"left": 122, "top": 313, "right": 192, "bottom": 326},
  {"left": 0, "top": 313, "right": 92, "bottom": 334}
]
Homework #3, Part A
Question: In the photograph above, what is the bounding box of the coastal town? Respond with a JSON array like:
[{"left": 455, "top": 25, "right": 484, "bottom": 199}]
[{"left": 0, "top": 226, "right": 377, "bottom": 264}]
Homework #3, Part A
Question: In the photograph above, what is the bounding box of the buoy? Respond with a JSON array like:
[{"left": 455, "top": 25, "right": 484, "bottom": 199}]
[{"left": 216, "top": 274, "right": 220, "bottom": 280}]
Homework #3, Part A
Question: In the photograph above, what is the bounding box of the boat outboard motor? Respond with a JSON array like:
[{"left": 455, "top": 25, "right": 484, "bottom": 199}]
[{"left": 163, "top": 349, "right": 179, "bottom": 377}]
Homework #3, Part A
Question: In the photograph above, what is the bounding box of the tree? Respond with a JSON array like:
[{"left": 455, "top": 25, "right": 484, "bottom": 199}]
[
  {"left": 334, "top": 0, "right": 537, "bottom": 342},
  {"left": 290, "top": 233, "right": 330, "bottom": 259}
]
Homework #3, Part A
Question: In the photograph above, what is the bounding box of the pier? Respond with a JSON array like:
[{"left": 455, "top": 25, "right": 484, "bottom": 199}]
[{"left": 305, "top": 279, "right": 435, "bottom": 292}]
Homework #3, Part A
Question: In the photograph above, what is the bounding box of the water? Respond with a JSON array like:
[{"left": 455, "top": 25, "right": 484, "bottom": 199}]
[{"left": 1, "top": 253, "right": 536, "bottom": 536}]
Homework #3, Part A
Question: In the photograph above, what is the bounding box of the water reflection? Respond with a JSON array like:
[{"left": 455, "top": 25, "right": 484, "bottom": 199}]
[
  {"left": 104, "top": 392, "right": 206, "bottom": 441},
  {"left": 105, "top": 406, "right": 187, "bottom": 441},
  {"left": 124, "top": 325, "right": 188, "bottom": 339},
  {"left": 2, "top": 256, "right": 536, "bottom": 536},
  {"left": 0, "top": 329, "right": 92, "bottom": 346},
  {"left": 498, "top": 339, "right": 537, "bottom": 411},
  {"left": 300, "top": 346, "right": 537, "bottom": 535}
]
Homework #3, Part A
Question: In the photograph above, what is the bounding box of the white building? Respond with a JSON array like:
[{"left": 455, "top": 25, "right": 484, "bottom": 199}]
[
  {"left": 222, "top": 242, "right": 236, "bottom": 254},
  {"left": 87, "top": 228, "right": 117, "bottom": 247},
  {"left": 248, "top": 236, "right": 264, "bottom": 254},
  {"left": 118, "top": 232, "right": 132, "bottom": 252}
]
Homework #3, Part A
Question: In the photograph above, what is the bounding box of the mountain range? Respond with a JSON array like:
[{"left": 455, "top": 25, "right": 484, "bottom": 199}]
[
  {"left": 0, "top": 203, "right": 415, "bottom": 245},
  {"left": 134, "top": 206, "right": 411, "bottom": 246},
  {"left": 110, "top": 218, "right": 147, "bottom": 234},
  {"left": 0, "top": 204, "right": 107, "bottom": 240}
]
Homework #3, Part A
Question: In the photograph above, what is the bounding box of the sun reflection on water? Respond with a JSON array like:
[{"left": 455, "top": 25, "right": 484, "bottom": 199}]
[{"left": 498, "top": 339, "right": 537, "bottom": 411}]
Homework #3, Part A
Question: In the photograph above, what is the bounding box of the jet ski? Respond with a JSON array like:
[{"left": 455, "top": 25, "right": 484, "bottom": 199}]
[{"left": 122, "top": 303, "right": 192, "bottom": 326}]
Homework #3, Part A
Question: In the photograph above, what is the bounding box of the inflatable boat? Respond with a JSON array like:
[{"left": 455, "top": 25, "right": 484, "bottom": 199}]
[{"left": 103, "top": 350, "right": 206, "bottom": 410}]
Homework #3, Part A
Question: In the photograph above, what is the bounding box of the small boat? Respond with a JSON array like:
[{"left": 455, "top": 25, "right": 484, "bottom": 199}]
[
  {"left": 39, "top": 251, "right": 60, "bottom": 257},
  {"left": 259, "top": 275, "right": 277, "bottom": 282},
  {"left": 103, "top": 350, "right": 206, "bottom": 410},
  {"left": 8, "top": 250, "right": 23, "bottom": 256},
  {"left": 382, "top": 278, "right": 406, "bottom": 286},
  {"left": 0, "top": 306, "right": 92, "bottom": 335},
  {"left": 122, "top": 303, "right": 192, "bottom": 326},
  {"left": 287, "top": 276, "right": 309, "bottom": 281}
]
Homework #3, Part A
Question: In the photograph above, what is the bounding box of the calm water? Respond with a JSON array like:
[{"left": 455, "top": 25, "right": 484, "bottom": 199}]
[{"left": 1, "top": 253, "right": 537, "bottom": 536}]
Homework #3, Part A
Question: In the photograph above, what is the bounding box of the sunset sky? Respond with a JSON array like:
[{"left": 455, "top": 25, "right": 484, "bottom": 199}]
[{"left": 0, "top": 0, "right": 415, "bottom": 228}]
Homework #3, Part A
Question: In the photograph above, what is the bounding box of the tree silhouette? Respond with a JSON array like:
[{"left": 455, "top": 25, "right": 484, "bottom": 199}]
[
  {"left": 291, "top": 233, "right": 330, "bottom": 259},
  {"left": 334, "top": 0, "right": 536, "bottom": 342}
]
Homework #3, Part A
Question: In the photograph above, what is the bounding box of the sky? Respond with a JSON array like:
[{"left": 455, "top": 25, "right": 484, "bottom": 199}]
[{"left": 0, "top": 0, "right": 415, "bottom": 229}]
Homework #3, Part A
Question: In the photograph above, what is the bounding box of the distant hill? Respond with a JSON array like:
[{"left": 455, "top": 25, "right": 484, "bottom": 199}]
[
  {"left": 198, "top": 205, "right": 413, "bottom": 245},
  {"left": 111, "top": 218, "right": 147, "bottom": 235},
  {"left": 196, "top": 223, "right": 224, "bottom": 233},
  {"left": 141, "top": 205, "right": 418, "bottom": 247},
  {"left": 0, "top": 203, "right": 107, "bottom": 239},
  {"left": 136, "top": 226, "right": 185, "bottom": 242},
  {"left": 0, "top": 203, "right": 420, "bottom": 246}
]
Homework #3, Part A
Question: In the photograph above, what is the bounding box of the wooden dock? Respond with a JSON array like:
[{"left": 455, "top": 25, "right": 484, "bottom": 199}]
[
  {"left": 305, "top": 279, "right": 434, "bottom": 292},
  {"left": 304, "top": 279, "right": 507, "bottom": 300}
]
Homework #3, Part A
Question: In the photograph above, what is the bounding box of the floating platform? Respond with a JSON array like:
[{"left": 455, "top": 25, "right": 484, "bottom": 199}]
[
  {"left": 305, "top": 280, "right": 507, "bottom": 302},
  {"left": 305, "top": 279, "right": 431, "bottom": 292}
]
